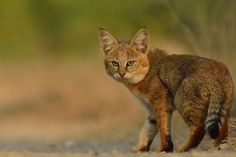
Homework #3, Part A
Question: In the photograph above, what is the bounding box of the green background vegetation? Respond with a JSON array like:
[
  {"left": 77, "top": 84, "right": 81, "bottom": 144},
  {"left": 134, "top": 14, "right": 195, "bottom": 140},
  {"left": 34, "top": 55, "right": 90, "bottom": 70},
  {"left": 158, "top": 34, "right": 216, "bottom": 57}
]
[{"left": 0, "top": 0, "right": 235, "bottom": 61}]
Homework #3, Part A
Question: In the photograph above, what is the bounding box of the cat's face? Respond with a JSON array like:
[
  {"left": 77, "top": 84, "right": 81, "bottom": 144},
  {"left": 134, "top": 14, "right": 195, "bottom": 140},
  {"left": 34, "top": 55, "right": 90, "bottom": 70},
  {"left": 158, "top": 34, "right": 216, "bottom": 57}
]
[{"left": 99, "top": 28, "right": 150, "bottom": 84}]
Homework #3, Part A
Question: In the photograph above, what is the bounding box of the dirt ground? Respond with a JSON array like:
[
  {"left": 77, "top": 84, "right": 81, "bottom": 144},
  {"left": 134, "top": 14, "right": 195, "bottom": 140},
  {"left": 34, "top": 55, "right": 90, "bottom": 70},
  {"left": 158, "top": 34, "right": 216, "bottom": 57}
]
[
  {"left": 0, "top": 151, "right": 236, "bottom": 157},
  {"left": 0, "top": 61, "right": 235, "bottom": 157},
  {"left": 0, "top": 140, "right": 236, "bottom": 157}
]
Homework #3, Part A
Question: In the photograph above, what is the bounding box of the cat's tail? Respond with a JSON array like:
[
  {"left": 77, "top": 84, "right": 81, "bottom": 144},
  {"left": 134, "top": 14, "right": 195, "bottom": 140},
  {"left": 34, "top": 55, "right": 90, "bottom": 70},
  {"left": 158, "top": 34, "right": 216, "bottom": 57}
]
[
  {"left": 205, "top": 78, "right": 228, "bottom": 139},
  {"left": 206, "top": 74, "right": 233, "bottom": 139},
  {"left": 206, "top": 103, "right": 222, "bottom": 139}
]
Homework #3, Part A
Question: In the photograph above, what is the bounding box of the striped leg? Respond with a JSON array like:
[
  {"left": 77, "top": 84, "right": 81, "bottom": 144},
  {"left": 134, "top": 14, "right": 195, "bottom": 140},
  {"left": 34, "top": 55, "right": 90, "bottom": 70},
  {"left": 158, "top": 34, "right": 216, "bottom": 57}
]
[{"left": 132, "top": 116, "right": 158, "bottom": 153}]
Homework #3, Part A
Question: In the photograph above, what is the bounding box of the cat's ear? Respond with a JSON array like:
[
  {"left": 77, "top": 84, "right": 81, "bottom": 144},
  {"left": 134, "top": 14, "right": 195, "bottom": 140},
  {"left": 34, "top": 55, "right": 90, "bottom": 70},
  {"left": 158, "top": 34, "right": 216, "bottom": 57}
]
[
  {"left": 98, "top": 28, "right": 118, "bottom": 55},
  {"left": 130, "top": 28, "right": 149, "bottom": 54}
]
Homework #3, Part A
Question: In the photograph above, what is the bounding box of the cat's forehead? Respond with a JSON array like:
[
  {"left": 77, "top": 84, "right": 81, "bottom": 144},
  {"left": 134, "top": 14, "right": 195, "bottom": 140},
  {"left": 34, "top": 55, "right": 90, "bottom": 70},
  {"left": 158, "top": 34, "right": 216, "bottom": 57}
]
[
  {"left": 105, "top": 41, "right": 141, "bottom": 61},
  {"left": 117, "top": 42, "right": 129, "bottom": 58}
]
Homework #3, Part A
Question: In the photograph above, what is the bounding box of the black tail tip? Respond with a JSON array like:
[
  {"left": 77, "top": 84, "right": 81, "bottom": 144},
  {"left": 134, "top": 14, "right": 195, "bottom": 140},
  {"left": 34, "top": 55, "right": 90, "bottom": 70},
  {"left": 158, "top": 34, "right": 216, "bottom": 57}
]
[{"left": 208, "top": 124, "right": 219, "bottom": 139}]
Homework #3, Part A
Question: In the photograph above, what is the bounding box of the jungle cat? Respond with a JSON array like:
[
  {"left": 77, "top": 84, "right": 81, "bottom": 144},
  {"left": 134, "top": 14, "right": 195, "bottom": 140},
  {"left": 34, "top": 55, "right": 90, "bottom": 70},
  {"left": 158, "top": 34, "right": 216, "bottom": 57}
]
[{"left": 98, "top": 28, "right": 233, "bottom": 152}]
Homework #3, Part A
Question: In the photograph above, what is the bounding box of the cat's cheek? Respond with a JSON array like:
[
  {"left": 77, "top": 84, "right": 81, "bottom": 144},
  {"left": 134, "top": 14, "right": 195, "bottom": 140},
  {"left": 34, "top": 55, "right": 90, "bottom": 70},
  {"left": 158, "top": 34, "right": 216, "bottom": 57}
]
[{"left": 127, "top": 66, "right": 137, "bottom": 72}]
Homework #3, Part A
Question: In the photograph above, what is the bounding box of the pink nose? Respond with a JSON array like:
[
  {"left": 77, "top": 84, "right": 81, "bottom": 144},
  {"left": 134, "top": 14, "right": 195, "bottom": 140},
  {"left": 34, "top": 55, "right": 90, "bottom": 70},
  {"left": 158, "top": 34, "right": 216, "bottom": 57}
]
[{"left": 119, "top": 72, "right": 125, "bottom": 78}]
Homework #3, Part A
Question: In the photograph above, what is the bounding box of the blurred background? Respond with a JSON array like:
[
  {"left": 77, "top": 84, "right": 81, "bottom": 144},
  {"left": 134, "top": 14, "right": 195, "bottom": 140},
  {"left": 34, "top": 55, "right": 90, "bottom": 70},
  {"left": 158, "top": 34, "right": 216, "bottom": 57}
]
[{"left": 0, "top": 0, "right": 235, "bottom": 148}]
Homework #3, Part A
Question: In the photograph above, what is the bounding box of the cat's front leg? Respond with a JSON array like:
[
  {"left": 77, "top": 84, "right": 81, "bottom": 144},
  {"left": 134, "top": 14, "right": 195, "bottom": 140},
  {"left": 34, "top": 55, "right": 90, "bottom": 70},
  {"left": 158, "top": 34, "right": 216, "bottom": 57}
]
[
  {"left": 153, "top": 95, "right": 173, "bottom": 152},
  {"left": 132, "top": 115, "right": 158, "bottom": 153}
]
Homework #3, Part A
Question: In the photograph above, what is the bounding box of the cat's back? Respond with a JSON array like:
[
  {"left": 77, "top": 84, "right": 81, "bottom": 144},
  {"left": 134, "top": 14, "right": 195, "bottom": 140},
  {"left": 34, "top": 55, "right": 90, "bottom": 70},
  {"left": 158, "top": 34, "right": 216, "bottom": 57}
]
[
  {"left": 155, "top": 53, "right": 233, "bottom": 95},
  {"left": 159, "top": 54, "right": 230, "bottom": 79}
]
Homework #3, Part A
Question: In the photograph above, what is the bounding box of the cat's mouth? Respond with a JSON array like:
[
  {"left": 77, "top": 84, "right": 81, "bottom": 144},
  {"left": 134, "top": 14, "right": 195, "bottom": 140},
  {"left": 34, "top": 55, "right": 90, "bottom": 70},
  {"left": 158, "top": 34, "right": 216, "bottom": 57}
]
[
  {"left": 113, "top": 73, "right": 142, "bottom": 84},
  {"left": 113, "top": 73, "right": 130, "bottom": 81},
  {"left": 114, "top": 73, "right": 128, "bottom": 78}
]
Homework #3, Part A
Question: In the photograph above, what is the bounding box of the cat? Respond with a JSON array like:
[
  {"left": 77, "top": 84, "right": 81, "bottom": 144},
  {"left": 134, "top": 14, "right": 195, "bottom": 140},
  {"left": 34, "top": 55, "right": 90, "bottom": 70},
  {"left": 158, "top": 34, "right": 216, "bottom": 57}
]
[{"left": 98, "top": 27, "right": 233, "bottom": 152}]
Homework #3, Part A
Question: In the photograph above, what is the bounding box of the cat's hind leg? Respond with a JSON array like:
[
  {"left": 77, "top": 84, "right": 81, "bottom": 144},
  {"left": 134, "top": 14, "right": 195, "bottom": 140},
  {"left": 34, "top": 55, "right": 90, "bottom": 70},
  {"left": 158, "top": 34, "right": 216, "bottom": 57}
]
[
  {"left": 176, "top": 124, "right": 205, "bottom": 152},
  {"left": 175, "top": 78, "right": 208, "bottom": 152},
  {"left": 213, "top": 99, "right": 232, "bottom": 146},
  {"left": 214, "top": 117, "right": 229, "bottom": 146},
  {"left": 175, "top": 101, "right": 207, "bottom": 152}
]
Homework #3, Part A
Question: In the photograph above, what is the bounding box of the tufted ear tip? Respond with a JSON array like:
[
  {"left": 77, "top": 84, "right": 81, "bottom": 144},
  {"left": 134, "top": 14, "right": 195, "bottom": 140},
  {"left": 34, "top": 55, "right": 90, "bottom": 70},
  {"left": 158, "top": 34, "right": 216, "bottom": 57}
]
[{"left": 99, "top": 27, "right": 105, "bottom": 31}]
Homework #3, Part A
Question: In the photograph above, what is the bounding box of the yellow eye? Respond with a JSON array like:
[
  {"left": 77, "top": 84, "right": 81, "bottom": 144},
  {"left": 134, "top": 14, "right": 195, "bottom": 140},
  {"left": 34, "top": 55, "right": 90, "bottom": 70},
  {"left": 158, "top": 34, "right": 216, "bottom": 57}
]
[
  {"left": 126, "top": 61, "right": 135, "bottom": 66},
  {"left": 111, "top": 61, "right": 119, "bottom": 66}
]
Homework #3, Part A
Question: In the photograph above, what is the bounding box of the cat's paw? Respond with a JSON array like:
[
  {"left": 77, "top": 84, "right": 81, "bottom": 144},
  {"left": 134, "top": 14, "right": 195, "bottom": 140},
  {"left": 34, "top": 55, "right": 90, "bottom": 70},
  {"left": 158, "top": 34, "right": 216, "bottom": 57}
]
[
  {"left": 131, "top": 145, "right": 150, "bottom": 153},
  {"left": 157, "top": 145, "right": 174, "bottom": 153},
  {"left": 175, "top": 146, "right": 186, "bottom": 153}
]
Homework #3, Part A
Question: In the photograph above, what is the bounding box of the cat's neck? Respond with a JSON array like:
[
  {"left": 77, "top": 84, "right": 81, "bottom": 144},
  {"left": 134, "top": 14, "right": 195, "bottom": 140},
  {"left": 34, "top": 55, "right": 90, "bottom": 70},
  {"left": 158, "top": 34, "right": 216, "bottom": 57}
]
[
  {"left": 125, "top": 47, "right": 168, "bottom": 89},
  {"left": 147, "top": 47, "right": 168, "bottom": 68}
]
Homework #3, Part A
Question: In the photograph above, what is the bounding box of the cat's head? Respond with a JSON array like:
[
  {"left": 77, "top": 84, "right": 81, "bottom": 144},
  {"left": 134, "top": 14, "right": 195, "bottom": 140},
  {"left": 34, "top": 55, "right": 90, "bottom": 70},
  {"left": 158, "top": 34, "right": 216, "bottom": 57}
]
[{"left": 98, "top": 28, "right": 150, "bottom": 84}]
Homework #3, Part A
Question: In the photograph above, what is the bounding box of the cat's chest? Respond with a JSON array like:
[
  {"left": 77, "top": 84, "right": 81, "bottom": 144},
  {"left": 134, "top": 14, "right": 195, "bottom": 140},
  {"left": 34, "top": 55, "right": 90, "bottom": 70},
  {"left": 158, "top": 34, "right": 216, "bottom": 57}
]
[
  {"left": 128, "top": 83, "right": 151, "bottom": 104},
  {"left": 130, "top": 89, "right": 155, "bottom": 115},
  {"left": 131, "top": 90, "right": 150, "bottom": 104}
]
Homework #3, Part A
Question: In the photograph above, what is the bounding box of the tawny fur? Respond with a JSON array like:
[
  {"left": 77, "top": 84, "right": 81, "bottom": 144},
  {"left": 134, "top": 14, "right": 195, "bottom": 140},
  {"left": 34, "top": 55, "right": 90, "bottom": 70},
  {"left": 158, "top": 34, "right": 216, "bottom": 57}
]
[{"left": 98, "top": 28, "right": 234, "bottom": 152}]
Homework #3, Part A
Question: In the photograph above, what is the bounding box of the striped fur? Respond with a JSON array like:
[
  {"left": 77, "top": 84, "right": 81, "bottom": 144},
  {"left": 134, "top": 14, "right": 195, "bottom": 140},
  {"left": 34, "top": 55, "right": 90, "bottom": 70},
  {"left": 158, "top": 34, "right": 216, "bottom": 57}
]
[{"left": 99, "top": 28, "right": 234, "bottom": 152}]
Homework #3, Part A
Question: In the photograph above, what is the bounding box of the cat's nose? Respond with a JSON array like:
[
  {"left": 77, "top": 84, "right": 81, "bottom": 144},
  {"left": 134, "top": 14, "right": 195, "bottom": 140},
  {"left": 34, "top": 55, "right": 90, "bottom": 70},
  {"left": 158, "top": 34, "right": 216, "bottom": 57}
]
[{"left": 119, "top": 72, "right": 126, "bottom": 78}]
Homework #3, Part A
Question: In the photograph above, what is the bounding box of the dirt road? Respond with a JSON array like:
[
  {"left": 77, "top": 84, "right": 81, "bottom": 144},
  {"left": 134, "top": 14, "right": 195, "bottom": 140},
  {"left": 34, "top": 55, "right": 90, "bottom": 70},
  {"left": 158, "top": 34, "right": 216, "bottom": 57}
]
[{"left": 0, "top": 140, "right": 236, "bottom": 157}]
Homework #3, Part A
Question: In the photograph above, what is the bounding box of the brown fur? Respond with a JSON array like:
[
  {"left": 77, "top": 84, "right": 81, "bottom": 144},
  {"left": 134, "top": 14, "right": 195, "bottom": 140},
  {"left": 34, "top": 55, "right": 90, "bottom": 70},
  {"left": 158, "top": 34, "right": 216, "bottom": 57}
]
[{"left": 98, "top": 28, "right": 234, "bottom": 152}]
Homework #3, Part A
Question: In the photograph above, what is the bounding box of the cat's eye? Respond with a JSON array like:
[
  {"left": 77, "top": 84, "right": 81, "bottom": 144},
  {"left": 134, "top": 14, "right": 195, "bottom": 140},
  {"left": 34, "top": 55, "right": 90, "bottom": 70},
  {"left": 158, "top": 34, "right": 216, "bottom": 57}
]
[
  {"left": 111, "top": 61, "right": 119, "bottom": 66},
  {"left": 126, "top": 61, "right": 135, "bottom": 66}
]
